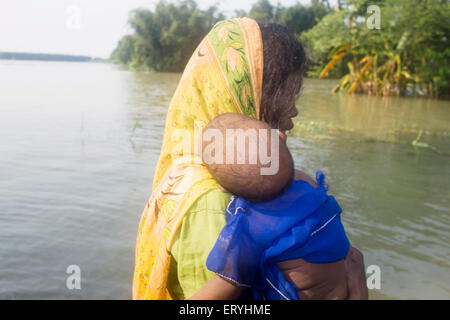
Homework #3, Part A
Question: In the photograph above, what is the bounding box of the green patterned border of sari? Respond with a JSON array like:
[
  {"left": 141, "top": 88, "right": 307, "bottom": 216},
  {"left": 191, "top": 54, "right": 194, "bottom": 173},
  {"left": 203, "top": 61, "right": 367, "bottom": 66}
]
[{"left": 208, "top": 19, "right": 257, "bottom": 118}]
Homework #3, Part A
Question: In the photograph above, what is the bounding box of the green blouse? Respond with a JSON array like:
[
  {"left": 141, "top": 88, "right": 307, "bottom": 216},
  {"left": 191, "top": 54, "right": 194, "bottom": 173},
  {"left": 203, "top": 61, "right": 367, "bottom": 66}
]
[{"left": 167, "top": 189, "right": 231, "bottom": 299}]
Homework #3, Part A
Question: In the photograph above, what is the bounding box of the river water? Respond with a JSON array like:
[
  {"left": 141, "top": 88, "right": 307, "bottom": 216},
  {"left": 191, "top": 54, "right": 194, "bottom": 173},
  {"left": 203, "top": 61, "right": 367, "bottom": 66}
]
[{"left": 0, "top": 60, "right": 448, "bottom": 299}]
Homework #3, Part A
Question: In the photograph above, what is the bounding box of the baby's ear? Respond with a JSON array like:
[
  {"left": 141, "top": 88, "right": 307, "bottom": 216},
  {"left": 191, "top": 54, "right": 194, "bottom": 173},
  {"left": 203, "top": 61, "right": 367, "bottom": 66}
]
[{"left": 277, "top": 130, "right": 287, "bottom": 142}]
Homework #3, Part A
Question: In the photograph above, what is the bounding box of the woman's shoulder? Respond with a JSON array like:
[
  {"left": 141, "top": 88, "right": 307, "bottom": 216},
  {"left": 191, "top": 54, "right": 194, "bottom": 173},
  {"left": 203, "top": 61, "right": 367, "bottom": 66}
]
[
  {"left": 188, "top": 188, "right": 232, "bottom": 215},
  {"left": 172, "top": 188, "right": 231, "bottom": 253},
  {"left": 169, "top": 188, "right": 231, "bottom": 298}
]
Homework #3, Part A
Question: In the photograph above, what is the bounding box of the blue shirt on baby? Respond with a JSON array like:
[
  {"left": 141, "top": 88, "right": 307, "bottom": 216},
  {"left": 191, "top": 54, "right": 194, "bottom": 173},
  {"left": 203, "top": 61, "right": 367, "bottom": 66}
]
[{"left": 206, "top": 171, "right": 350, "bottom": 300}]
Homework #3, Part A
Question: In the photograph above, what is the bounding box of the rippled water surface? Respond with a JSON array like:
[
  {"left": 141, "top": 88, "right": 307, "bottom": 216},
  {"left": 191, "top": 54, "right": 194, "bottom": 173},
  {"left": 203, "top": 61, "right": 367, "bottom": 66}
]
[{"left": 0, "top": 60, "right": 449, "bottom": 299}]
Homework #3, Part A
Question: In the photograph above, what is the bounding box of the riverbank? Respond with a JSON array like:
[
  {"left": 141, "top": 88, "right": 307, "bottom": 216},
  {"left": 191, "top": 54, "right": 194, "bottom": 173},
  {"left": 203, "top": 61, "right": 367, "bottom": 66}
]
[{"left": 0, "top": 52, "right": 106, "bottom": 63}]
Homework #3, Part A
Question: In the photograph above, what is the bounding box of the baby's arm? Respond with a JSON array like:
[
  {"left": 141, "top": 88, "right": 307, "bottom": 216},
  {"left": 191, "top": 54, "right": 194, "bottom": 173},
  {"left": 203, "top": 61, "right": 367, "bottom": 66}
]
[
  {"left": 278, "top": 258, "right": 348, "bottom": 300},
  {"left": 294, "top": 169, "right": 318, "bottom": 188}
]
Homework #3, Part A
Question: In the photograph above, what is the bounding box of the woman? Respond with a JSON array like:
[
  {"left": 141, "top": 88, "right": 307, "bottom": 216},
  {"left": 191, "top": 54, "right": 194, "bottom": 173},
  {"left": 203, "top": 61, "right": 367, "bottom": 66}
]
[{"left": 133, "top": 18, "right": 367, "bottom": 300}]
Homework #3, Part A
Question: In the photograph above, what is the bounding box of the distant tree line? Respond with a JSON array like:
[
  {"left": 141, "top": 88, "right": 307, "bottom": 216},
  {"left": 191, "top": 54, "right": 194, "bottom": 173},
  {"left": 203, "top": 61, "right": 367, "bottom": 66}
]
[
  {"left": 110, "top": 0, "right": 330, "bottom": 72},
  {"left": 111, "top": 0, "right": 225, "bottom": 72},
  {"left": 0, "top": 52, "right": 101, "bottom": 62},
  {"left": 111, "top": 0, "right": 449, "bottom": 98}
]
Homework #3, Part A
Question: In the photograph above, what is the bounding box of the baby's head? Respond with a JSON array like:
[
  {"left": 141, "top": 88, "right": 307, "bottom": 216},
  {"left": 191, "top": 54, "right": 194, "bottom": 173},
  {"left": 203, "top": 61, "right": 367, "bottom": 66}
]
[{"left": 201, "top": 113, "right": 294, "bottom": 203}]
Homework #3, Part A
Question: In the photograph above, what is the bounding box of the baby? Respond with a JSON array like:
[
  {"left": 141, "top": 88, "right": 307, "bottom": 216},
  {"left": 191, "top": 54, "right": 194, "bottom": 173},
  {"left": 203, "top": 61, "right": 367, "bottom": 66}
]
[{"left": 201, "top": 113, "right": 350, "bottom": 300}]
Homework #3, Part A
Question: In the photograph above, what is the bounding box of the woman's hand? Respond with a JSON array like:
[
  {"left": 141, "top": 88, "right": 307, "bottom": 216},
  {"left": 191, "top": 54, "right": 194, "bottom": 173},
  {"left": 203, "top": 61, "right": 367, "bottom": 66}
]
[
  {"left": 345, "top": 246, "right": 368, "bottom": 300},
  {"left": 188, "top": 275, "right": 245, "bottom": 300}
]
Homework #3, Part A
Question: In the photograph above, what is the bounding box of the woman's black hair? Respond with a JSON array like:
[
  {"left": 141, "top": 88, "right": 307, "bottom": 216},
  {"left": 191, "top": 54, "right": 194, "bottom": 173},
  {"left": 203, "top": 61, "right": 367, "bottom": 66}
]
[{"left": 257, "top": 21, "right": 308, "bottom": 129}]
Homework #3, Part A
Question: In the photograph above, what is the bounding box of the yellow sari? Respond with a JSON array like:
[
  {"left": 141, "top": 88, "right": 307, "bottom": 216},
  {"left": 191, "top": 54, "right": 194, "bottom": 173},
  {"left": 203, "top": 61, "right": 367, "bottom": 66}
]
[{"left": 133, "top": 18, "right": 263, "bottom": 300}]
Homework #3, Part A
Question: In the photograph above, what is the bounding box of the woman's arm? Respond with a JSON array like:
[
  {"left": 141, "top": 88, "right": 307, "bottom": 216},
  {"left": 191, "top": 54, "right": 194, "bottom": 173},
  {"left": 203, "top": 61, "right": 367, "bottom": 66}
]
[
  {"left": 345, "top": 247, "right": 368, "bottom": 300},
  {"left": 188, "top": 275, "right": 245, "bottom": 300},
  {"left": 296, "top": 170, "right": 367, "bottom": 299}
]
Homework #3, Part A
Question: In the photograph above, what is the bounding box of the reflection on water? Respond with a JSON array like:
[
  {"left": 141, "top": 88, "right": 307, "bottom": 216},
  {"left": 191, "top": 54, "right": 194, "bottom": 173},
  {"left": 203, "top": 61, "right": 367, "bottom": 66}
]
[{"left": 0, "top": 61, "right": 448, "bottom": 299}]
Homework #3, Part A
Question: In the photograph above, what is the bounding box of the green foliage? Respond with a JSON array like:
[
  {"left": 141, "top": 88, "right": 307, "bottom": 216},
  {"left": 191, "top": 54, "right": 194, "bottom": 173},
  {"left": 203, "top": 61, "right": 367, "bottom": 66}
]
[
  {"left": 247, "top": 0, "right": 331, "bottom": 34},
  {"left": 312, "top": 0, "right": 450, "bottom": 98},
  {"left": 278, "top": 0, "right": 330, "bottom": 36},
  {"left": 111, "top": 0, "right": 224, "bottom": 72},
  {"left": 111, "top": 0, "right": 331, "bottom": 73},
  {"left": 233, "top": 9, "right": 247, "bottom": 18},
  {"left": 110, "top": 0, "right": 449, "bottom": 98},
  {"left": 110, "top": 35, "right": 137, "bottom": 65},
  {"left": 248, "top": 0, "right": 274, "bottom": 21},
  {"left": 301, "top": 10, "right": 350, "bottom": 77}
]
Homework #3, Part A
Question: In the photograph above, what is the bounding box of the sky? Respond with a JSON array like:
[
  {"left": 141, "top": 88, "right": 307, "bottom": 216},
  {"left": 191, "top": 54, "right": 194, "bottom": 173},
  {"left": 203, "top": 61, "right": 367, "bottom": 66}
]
[{"left": 0, "top": 0, "right": 320, "bottom": 59}]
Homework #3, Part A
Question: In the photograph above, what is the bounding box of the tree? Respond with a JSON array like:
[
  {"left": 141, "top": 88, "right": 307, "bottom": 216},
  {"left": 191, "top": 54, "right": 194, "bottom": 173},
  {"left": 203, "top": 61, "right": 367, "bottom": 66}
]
[
  {"left": 278, "top": 0, "right": 331, "bottom": 37},
  {"left": 110, "top": 0, "right": 224, "bottom": 72},
  {"left": 249, "top": 0, "right": 274, "bottom": 21},
  {"left": 300, "top": 10, "right": 350, "bottom": 77},
  {"left": 110, "top": 35, "right": 137, "bottom": 65},
  {"left": 315, "top": 0, "right": 449, "bottom": 97},
  {"left": 109, "top": 0, "right": 449, "bottom": 98}
]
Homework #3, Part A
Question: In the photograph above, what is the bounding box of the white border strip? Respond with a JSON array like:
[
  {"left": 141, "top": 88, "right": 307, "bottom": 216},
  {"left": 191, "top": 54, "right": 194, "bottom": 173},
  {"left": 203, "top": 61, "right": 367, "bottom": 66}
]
[
  {"left": 217, "top": 273, "right": 252, "bottom": 288},
  {"left": 266, "top": 278, "right": 290, "bottom": 300},
  {"left": 310, "top": 213, "right": 338, "bottom": 236}
]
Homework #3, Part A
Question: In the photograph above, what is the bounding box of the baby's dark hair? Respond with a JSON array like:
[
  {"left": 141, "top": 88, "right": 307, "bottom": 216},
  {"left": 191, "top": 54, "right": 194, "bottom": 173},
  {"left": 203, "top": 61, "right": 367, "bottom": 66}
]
[
  {"left": 257, "top": 21, "right": 309, "bottom": 129},
  {"left": 201, "top": 113, "right": 294, "bottom": 203}
]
